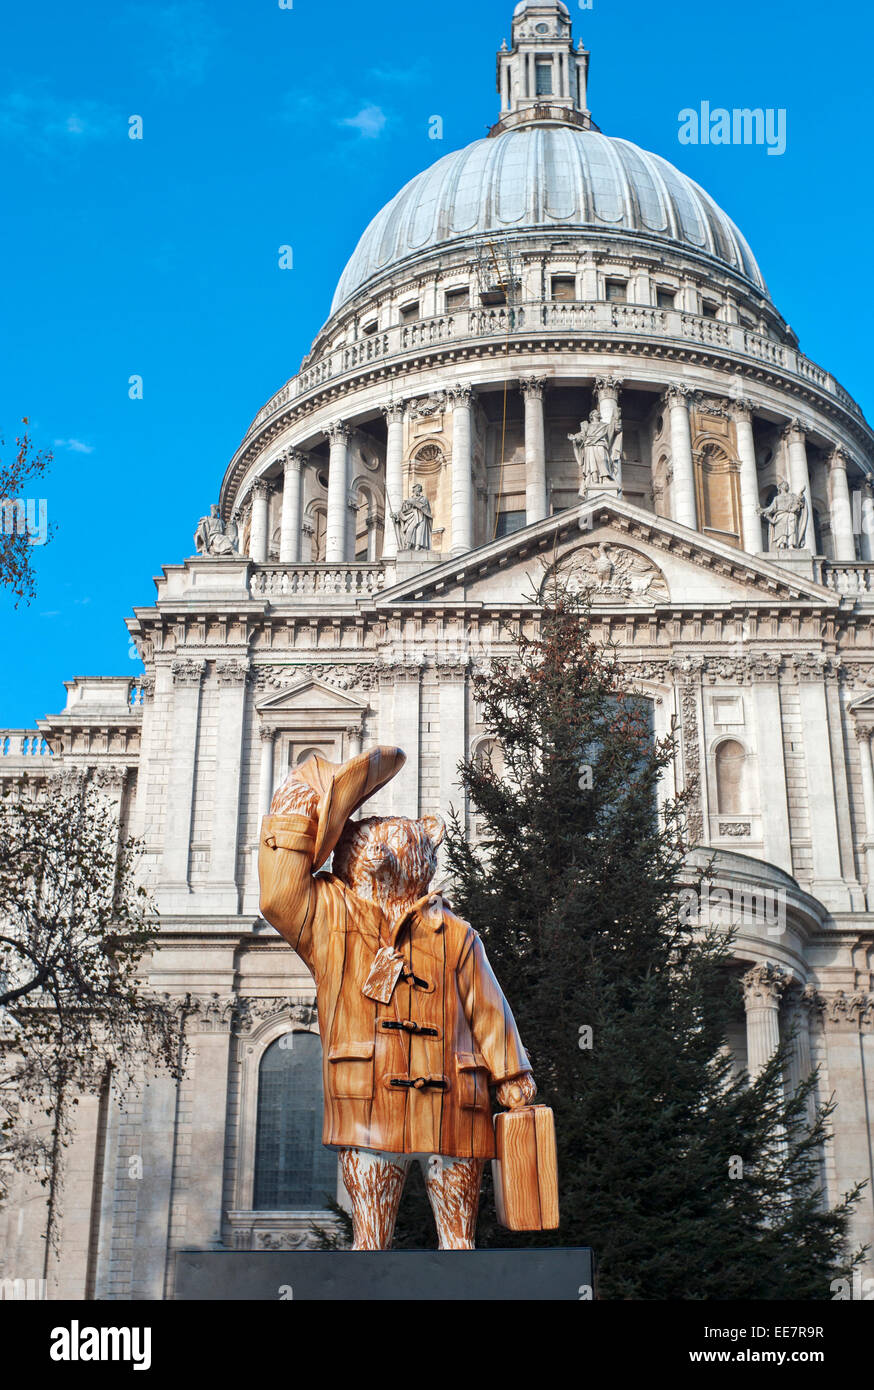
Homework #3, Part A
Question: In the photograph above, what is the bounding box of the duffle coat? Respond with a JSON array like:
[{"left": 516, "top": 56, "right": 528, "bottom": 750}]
[{"left": 259, "top": 811, "right": 531, "bottom": 1158}]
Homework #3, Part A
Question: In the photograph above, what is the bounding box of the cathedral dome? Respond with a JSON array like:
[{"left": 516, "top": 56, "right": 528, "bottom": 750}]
[{"left": 330, "top": 126, "right": 768, "bottom": 315}]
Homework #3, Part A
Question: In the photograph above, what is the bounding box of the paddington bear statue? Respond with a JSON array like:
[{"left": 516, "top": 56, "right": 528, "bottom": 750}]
[{"left": 258, "top": 745, "right": 537, "bottom": 1250}]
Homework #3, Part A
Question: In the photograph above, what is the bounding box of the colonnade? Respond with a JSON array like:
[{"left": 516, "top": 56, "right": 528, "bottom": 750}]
[{"left": 235, "top": 379, "right": 865, "bottom": 566}]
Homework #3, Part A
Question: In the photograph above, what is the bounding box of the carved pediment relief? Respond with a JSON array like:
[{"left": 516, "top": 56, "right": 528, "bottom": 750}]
[
  {"left": 543, "top": 542, "right": 670, "bottom": 607},
  {"left": 255, "top": 677, "right": 367, "bottom": 714},
  {"left": 373, "top": 498, "right": 837, "bottom": 610}
]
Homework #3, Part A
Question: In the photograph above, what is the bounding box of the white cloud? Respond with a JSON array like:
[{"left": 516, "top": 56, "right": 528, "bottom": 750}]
[
  {"left": 339, "top": 105, "right": 388, "bottom": 140},
  {"left": 53, "top": 439, "right": 94, "bottom": 454},
  {"left": 0, "top": 91, "right": 114, "bottom": 149},
  {"left": 367, "top": 63, "right": 430, "bottom": 87}
]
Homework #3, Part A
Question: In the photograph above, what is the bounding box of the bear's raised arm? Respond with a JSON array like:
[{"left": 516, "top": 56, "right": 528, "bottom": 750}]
[
  {"left": 258, "top": 777, "right": 322, "bottom": 962},
  {"left": 258, "top": 813, "right": 319, "bottom": 959}
]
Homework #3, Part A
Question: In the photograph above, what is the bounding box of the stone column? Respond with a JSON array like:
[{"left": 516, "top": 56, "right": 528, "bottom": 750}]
[
  {"left": 731, "top": 399, "right": 762, "bottom": 553},
  {"left": 209, "top": 661, "right": 249, "bottom": 906},
  {"left": 861, "top": 482, "right": 874, "bottom": 562},
  {"left": 249, "top": 480, "right": 271, "bottom": 564},
  {"left": 257, "top": 726, "right": 277, "bottom": 820},
  {"left": 595, "top": 376, "right": 623, "bottom": 493},
  {"left": 449, "top": 385, "right": 475, "bottom": 556},
  {"left": 279, "top": 452, "right": 304, "bottom": 564},
  {"left": 631, "top": 262, "right": 652, "bottom": 306},
  {"left": 581, "top": 255, "right": 599, "bottom": 301},
  {"left": 381, "top": 401, "right": 406, "bottom": 559},
  {"left": 665, "top": 385, "right": 698, "bottom": 530},
  {"left": 388, "top": 668, "right": 422, "bottom": 816},
  {"left": 785, "top": 986, "right": 819, "bottom": 1127},
  {"left": 325, "top": 422, "right": 351, "bottom": 563},
  {"left": 346, "top": 724, "right": 363, "bottom": 759},
  {"left": 182, "top": 1006, "right": 236, "bottom": 1262},
  {"left": 520, "top": 376, "right": 548, "bottom": 525},
  {"left": 90, "top": 765, "right": 128, "bottom": 853},
  {"left": 437, "top": 661, "right": 468, "bottom": 827},
  {"left": 828, "top": 447, "right": 856, "bottom": 562},
  {"left": 854, "top": 725, "right": 874, "bottom": 907},
  {"left": 749, "top": 657, "right": 792, "bottom": 873},
  {"left": 161, "top": 660, "right": 205, "bottom": 896},
  {"left": 742, "top": 963, "right": 789, "bottom": 1078},
  {"left": 782, "top": 420, "right": 813, "bottom": 550}
]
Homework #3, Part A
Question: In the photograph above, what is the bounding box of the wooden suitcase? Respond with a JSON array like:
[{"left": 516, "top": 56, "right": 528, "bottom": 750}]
[{"left": 493, "top": 1104, "right": 560, "bottom": 1231}]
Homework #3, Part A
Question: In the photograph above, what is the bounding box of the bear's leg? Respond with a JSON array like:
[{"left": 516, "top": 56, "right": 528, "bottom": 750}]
[
  {"left": 421, "top": 1154, "right": 485, "bottom": 1250},
  {"left": 338, "top": 1147, "right": 410, "bottom": 1251}
]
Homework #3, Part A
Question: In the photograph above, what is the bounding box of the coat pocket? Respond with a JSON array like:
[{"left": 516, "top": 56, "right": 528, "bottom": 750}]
[
  {"left": 328, "top": 1041, "right": 375, "bottom": 1100},
  {"left": 455, "top": 1051, "right": 489, "bottom": 1110}
]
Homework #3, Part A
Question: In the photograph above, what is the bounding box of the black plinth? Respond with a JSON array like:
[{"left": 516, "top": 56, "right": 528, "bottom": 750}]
[{"left": 174, "top": 1248, "right": 594, "bottom": 1301}]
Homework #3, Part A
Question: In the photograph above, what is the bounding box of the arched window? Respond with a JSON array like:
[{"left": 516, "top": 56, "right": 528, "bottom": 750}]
[
  {"left": 253, "top": 1032, "right": 336, "bottom": 1210},
  {"left": 474, "top": 737, "right": 505, "bottom": 779},
  {"left": 715, "top": 740, "right": 747, "bottom": 815}
]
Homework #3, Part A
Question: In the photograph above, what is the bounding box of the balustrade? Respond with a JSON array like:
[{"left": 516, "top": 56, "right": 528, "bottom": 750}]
[
  {"left": 821, "top": 563, "right": 874, "bottom": 596},
  {"left": 0, "top": 731, "right": 53, "bottom": 759},
  {"left": 250, "top": 564, "right": 387, "bottom": 599},
  {"left": 239, "top": 299, "right": 866, "bottom": 445}
]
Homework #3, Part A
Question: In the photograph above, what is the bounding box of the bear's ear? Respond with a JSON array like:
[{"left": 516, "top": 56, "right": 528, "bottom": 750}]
[{"left": 421, "top": 814, "right": 445, "bottom": 848}]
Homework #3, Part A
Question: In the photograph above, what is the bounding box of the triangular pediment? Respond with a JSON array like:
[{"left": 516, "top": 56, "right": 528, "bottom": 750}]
[
  {"left": 255, "top": 677, "right": 367, "bottom": 714},
  {"left": 370, "top": 498, "right": 838, "bottom": 610}
]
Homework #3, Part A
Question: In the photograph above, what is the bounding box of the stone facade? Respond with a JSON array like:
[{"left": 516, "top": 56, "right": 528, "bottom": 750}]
[{"left": 2, "top": 1, "right": 874, "bottom": 1297}]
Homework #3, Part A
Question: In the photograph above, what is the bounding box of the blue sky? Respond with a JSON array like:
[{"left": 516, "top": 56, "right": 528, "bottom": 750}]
[{"left": 1, "top": 0, "right": 871, "bottom": 727}]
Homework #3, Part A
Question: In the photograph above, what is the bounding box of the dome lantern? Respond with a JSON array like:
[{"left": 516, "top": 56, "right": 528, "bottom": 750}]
[{"left": 494, "top": 0, "right": 593, "bottom": 136}]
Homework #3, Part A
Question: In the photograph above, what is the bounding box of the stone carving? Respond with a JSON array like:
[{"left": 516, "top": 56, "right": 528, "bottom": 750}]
[
  {"left": 742, "top": 962, "right": 791, "bottom": 1007},
  {"left": 621, "top": 660, "right": 670, "bottom": 683},
  {"left": 759, "top": 480, "right": 807, "bottom": 551},
  {"left": 411, "top": 443, "right": 445, "bottom": 471},
  {"left": 551, "top": 544, "right": 669, "bottom": 606},
  {"left": 254, "top": 663, "right": 381, "bottom": 692},
  {"left": 677, "top": 669, "right": 704, "bottom": 845},
  {"left": 392, "top": 483, "right": 433, "bottom": 551},
  {"left": 569, "top": 410, "right": 622, "bottom": 496},
  {"left": 718, "top": 822, "right": 752, "bottom": 837},
  {"left": 519, "top": 375, "right": 547, "bottom": 400},
  {"left": 818, "top": 991, "right": 874, "bottom": 1028},
  {"left": 326, "top": 422, "right": 351, "bottom": 446},
  {"left": 216, "top": 660, "right": 250, "bottom": 687},
  {"left": 186, "top": 994, "right": 241, "bottom": 1035},
  {"left": 696, "top": 396, "right": 731, "bottom": 419},
  {"left": 90, "top": 766, "right": 128, "bottom": 792},
  {"left": 409, "top": 392, "right": 447, "bottom": 419},
  {"left": 235, "top": 997, "right": 318, "bottom": 1036},
  {"left": 257, "top": 1230, "right": 312, "bottom": 1252},
  {"left": 172, "top": 660, "right": 205, "bottom": 687},
  {"left": 787, "top": 653, "right": 829, "bottom": 683},
  {"left": 195, "top": 505, "right": 240, "bottom": 558}
]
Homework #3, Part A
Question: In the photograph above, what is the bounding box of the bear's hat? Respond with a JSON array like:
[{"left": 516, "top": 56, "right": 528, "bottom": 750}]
[{"left": 290, "top": 746, "right": 406, "bottom": 871}]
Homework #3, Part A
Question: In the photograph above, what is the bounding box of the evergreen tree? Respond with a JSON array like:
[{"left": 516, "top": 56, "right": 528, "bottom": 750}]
[{"left": 414, "top": 582, "right": 866, "bottom": 1298}]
